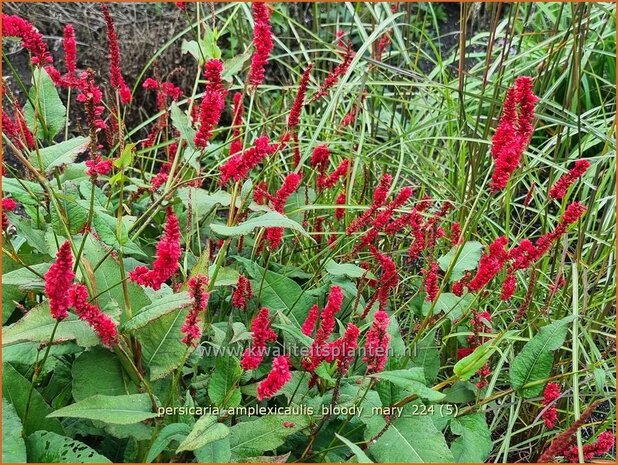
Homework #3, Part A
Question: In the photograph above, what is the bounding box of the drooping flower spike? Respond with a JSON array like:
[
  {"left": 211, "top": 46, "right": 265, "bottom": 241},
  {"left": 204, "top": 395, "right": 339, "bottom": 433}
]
[
  {"left": 241, "top": 307, "right": 277, "bottom": 370},
  {"left": 194, "top": 59, "right": 227, "bottom": 148},
  {"left": 257, "top": 355, "right": 292, "bottom": 400},
  {"left": 68, "top": 284, "right": 118, "bottom": 347},
  {"left": 542, "top": 382, "right": 560, "bottom": 429},
  {"left": 232, "top": 275, "right": 253, "bottom": 310},
  {"left": 549, "top": 160, "right": 591, "bottom": 200}
]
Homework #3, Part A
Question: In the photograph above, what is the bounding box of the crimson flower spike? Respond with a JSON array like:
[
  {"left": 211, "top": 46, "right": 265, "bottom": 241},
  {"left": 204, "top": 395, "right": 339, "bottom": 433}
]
[
  {"left": 101, "top": 5, "right": 132, "bottom": 104},
  {"left": 248, "top": 1, "right": 274, "bottom": 88}
]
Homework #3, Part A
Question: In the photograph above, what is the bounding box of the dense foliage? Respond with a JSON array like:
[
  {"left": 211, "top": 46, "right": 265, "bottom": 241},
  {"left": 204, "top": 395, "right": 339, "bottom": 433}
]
[{"left": 2, "top": 2, "right": 615, "bottom": 463}]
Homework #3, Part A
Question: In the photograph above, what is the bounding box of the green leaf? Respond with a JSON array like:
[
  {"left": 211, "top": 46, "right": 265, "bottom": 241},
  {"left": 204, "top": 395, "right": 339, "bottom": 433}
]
[
  {"left": 194, "top": 436, "right": 232, "bottom": 463},
  {"left": 2, "top": 399, "right": 27, "bottom": 463},
  {"left": 72, "top": 347, "right": 138, "bottom": 401},
  {"left": 123, "top": 291, "right": 192, "bottom": 332},
  {"left": 170, "top": 103, "right": 196, "bottom": 149},
  {"left": 2, "top": 362, "right": 64, "bottom": 435},
  {"left": 136, "top": 309, "right": 189, "bottom": 380},
  {"left": 234, "top": 256, "right": 314, "bottom": 326},
  {"left": 222, "top": 50, "right": 252, "bottom": 80},
  {"left": 47, "top": 394, "right": 158, "bottom": 424},
  {"left": 26, "top": 431, "right": 111, "bottom": 463},
  {"left": 145, "top": 423, "right": 191, "bottom": 463},
  {"left": 23, "top": 67, "right": 66, "bottom": 140},
  {"left": 177, "top": 415, "right": 230, "bottom": 452},
  {"left": 437, "top": 241, "right": 483, "bottom": 282},
  {"left": 365, "top": 409, "right": 454, "bottom": 463},
  {"left": 454, "top": 341, "right": 498, "bottom": 381},
  {"left": 324, "top": 259, "right": 375, "bottom": 279},
  {"left": 114, "top": 143, "right": 135, "bottom": 168},
  {"left": 2, "top": 177, "right": 44, "bottom": 206},
  {"left": 51, "top": 189, "right": 89, "bottom": 235},
  {"left": 28, "top": 137, "right": 89, "bottom": 174},
  {"left": 229, "top": 415, "right": 311, "bottom": 458},
  {"left": 210, "top": 211, "right": 312, "bottom": 240},
  {"left": 509, "top": 316, "right": 575, "bottom": 397},
  {"left": 335, "top": 433, "right": 373, "bottom": 463},
  {"left": 368, "top": 369, "right": 445, "bottom": 401},
  {"left": 208, "top": 356, "right": 242, "bottom": 408},
  {"left": 450, "top": 413, "right": 493, "bottom": 463},
  {"left": 410, "top": 330, "right": 440, "bottom": 384},
  {"left": 423, "top": 292, "right": 472, "bottom": 321},
  {"left": 1, "top": 263, "right": 49, "bottom": 291},
  {"left": 2, "top": 302, "right": 100, "bottom": 348}
]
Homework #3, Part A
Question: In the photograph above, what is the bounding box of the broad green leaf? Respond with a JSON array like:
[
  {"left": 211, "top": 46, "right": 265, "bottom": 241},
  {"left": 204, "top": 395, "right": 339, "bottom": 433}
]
[
  {"left": 454, "top": 341, "right": 498, "bottom": 381},
  {"left": 137, "top": 308, "right": 189, "bottom": 380},
  {"left": 2, "top": 302, "right": 100, "bottom": 348},
  {"left": 170, "top": 103, "right": 196, "bottom": 149},
  {"left": 2, "top": 362, "right": 64, "bottom": 435},
  {"left": 114, "top": 143, "right": 135, "bottom": 168},
  {"left": 222, "top": 50, "right": 252, "bottom": 80},
  {"left": 368, "top": 369, "right": 445, "bottom": 401},
  {"left": 2, "top": 263, "right": 49, "bottom": 291},
  {"left": 23, "top": 67, "right": 66, "bottom": 140},
  {"left": 450, "top": 413, "right": 493, "bottom": 463},
  {"left": 145, "top": 423, "right": 191, "bottom": 462},
  {"left": 423, "top": 292, "right": 472, "bottom": 321},
  {"left": 437, "top": 241, "right": 483, "bottom": 282},
  {"left": 26, "top": 431, "right": 111, "bottom": 463},
  {"left": 324, "top": 259, "right": 375, "bottom": 279},
  {"left": 194, "top": 436, "right": 232, "bottom": 463},
  {"left": 410, "top": 330, "right": 440, "bottom": 384},
  {"left": 210, "top": 211, "right": 312, "bottom": 240},
  {"left": 177, "top": 415, "right": 230, "bottom": 452},
  {"left": 509, "top": 316, "right": 575, "bottom": 397},
  {"left": 335, "top": 433, "right": 373, "bottom": 463},
  {"left": 72, "top": 348, "right": 138, "bottom": 401},
  {"left": 2, "top": 399, "right": 27, "bottom": 463},
  {"left": 208, "top": 356, "right": 242, "bottom": 408},
  {"left": 234, "top": 256, "right": 314, "bottom": 325},
  {"left": 365, "top": 408, "right": 454, "bottom": 463},
  {"left": 51, "top": 188, "right": 89, "bottom": 235},
  {"left": 229, "top": 415, "right": 311, "bottom": 458},
  {"left": 28, "top": 136, "right": 89, "bottom": 173},
  {"left": 2, "top": 177, "right": 44, "bottom": 206},
  {"left": 47, "top": 394, "right": 158, "bottom": 424},
  {"left": 123, "top": 292, "right": 192, "bottom": 331}
]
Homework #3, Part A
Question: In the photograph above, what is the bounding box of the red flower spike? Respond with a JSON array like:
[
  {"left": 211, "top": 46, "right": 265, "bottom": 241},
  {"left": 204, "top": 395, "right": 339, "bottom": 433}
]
[
  {"left": 219, "top": 136, "right": 278, "bottom": 184},
  {"left": 44, "top": 241, "right": 75, "bottom": 321},
  {"left": 346, "top": 174, "right": 392, "bottom": 235},
  {"left": 129, "top": 209, "right": 181, "bottom": 290},
  {"left": 489, "top": 76, "right": 538, "bottom": 191},
  {"left": 288, "top": 64, "right": 314, "bottom": 129},
  {"left": 549, "top": 160, "right": 590, "bottom": 200},
  {"left": 257, "top": 355, "right": 292, "bottom": 400},
  {"left": 329, "top": 322, "right": 360, "bottom": 374},
  {"left": 194, "top": 59, "right": 227, "bottom": 149},
  {"left": 101, "top": 5, "right": 132, "bottom": 104},
  {"left": 249, "top": 2, "right": 274, "bottom": 88},
  {"left": 314, "top": 286, "right": 344, "bottom": 344},
  {"left": 311, "top": 145, "right": 331, "bottom": 171},
  {"left": 181, "top": 275, "right": 209, "bottom": 346},
  {"left": 450, "top": 222, "right": 462, "bottom": 245},
  {"left": 313, "top": 40, "right": 354, "bottom": 100},
  {"left": 500, "top": 273, "right": 517, "bottom": 300},
  {"left": 230, "top": 92, "right": 244, "bottom": 156},
  {"left": 335, "top": 192, "right": 346, "bottom": 220},
  {"left": 368, "top": 246, "right": 398, "bottom": 312},
  {"left": 68, "top": 284, "right": 118, "bottom": 346},
  {"left": 232, "top": 275, "right": 253, "bottom": 309},
  {"left": 2, "top": 14, "right": 54, "bottom": 68},
  {"left": 62, "top": 25, "right": 78, "bottom": 86},
  {"left": 272, "top": 173, "right": 302, "bottom": 212},
  {"left": 2, "top": 197, "right": 18, "bottom": 230},
  {"left": 301, "top": 304, "right": 320, "bottom": 337},
  {"left": 467, "top": 236, "right": 509, "bottom": 292},
  {"left": 563, "top": 431, "right": 615, "bottom": 462},
  {"left": 317, "top": 159, "right": 349, "bottom": 191},
  {"left": 542, "top": 382, "right": 560, "bottom": 429},
  {"left": 423, "top": 262, "right": 440, "bottom": 302},
  {"left": 363, "top": 310, "right": 391, "bottom": 374},
  {"left": 241, "top": 307, "right": 277, "bottom": 370}
]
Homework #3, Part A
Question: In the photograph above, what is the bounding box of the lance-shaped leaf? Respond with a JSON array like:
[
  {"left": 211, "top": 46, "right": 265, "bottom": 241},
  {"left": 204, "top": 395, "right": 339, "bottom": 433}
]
[
  {"left": 176, "top": 415, "right": 230, "bottom": 452},
  {"left": 210, "top": 211, "right": 312, "bottom": 240},
  {"left": 47, "top": 394, "right": 159, "bottom": 424}
]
